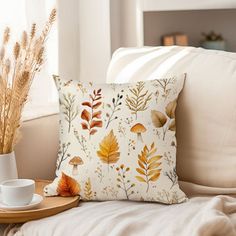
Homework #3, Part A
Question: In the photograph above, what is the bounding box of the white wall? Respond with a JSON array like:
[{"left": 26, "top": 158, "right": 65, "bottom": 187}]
[
  {"left": 79, "top": 0, "right": 111, "bottom": 83},
  {"left": 58, "top": 0, "right": 140, "bottom": 82},
  {"left": 57, "top": 0, "right": 80, "bottom": 81},
  {"left": 58, "top": 0, "right": 111, "bottom": 83},
  {"left": 120, "top": 0, "right": 139, "bottom": 47},
  {"left": 141, "top": 0, "right": 236, "bottom": 11},
  {"left": 110, "top": 0, "right": 121, "bottom": 54},
  {"left": 58, "top": 0, "right": 236, "bottom": 83},
  {"left": 110, "top": 0, "right": 140, "bottom": 52}
]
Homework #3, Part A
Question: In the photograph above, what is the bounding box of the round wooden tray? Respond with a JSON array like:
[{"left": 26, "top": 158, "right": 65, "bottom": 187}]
[{"left": 0, "top": 180, "right": 79, "bottom": 223}]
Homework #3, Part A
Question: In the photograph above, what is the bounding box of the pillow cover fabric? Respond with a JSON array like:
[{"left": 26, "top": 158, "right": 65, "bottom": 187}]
[{"left": 44, "top": 74, "right": 187, "bottom": 204}]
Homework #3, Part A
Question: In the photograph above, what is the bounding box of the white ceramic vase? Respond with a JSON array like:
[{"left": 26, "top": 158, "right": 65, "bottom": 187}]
[{"left": 0, "top": 152, "right": 18, "bottom": 183}]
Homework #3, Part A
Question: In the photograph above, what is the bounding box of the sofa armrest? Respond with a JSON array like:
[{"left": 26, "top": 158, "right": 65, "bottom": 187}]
[{"left": 15, "top": 114, "right": 59, "bottom": 180}]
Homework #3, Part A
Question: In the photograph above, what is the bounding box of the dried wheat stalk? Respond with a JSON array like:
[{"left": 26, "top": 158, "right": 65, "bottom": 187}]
[{"left": 0, "top": 8, "right": 56, "bottom": 154}]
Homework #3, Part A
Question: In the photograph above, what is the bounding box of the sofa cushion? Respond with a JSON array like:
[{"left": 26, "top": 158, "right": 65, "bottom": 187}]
[
  {"left": 107, "top": 46, "right": 236, "bottom": 188},
  {"left": 15, "top": 114, "right": 59, "bottom": 180}
]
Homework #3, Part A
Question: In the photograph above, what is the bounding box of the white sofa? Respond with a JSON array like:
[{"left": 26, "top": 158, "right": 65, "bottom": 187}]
[{"left": 3, "top": 46, "right": 236, "bottom": 236}]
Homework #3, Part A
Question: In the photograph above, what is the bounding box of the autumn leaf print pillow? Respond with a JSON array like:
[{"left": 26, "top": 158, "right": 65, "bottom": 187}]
[{"left": 44, "top": 74, "right": 187, "bottom": 204}]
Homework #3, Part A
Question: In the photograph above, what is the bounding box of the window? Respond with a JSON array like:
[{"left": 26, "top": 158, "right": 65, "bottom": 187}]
[{"left": 0, "top": 0, "right": 58, "bottom": 120}]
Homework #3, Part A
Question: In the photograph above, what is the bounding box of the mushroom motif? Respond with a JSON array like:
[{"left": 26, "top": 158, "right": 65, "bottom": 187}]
[
  {"left": 69, "top": 156, "right": 83, "bottom": 175},
  {"left": 130, "top": 123, "right": 146, "bottom": 143}
]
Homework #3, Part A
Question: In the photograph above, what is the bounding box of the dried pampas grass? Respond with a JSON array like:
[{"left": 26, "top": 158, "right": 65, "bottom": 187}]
[{"left": 0, "top": 8, "right": 56, "bottom": 154}]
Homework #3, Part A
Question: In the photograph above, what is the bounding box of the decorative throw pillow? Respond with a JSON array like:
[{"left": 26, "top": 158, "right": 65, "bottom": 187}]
[{"left": 44, "top": 74, "right": 187, "bottom": 204}]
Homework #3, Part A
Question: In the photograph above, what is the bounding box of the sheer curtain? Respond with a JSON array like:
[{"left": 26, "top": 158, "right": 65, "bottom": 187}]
[{"left": 0, "top": 0, "right": 58, "bottom": 120}]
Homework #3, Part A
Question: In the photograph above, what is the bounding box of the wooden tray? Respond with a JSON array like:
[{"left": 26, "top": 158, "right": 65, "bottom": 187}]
[{"left": 0, "top": 180, "right": 79, "bottom": 223}]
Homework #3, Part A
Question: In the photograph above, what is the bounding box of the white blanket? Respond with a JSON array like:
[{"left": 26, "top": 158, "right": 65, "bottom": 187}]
[{"left": 7, "top": 195, "right": 236, "bottom": 236}]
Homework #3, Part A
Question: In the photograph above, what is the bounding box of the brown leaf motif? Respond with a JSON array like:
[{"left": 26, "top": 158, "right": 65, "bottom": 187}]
[
  {"left": 153, "top": 77, "right": 175, "bottom": 100},
  {"left": 165, "top": 100, "right": 177, "bottom": 119},
  {"left": 60, "top": 93, "right": 79, "bottom": 133},
  {"left": 116, "top": 164, "right": 135, "bottom": 199},
  {"left": 151, "top": 101, "right": 177, "bottom": 140},
  {"left": 168, "top": 120, "right": 176, "bottom": 131},
  {"left": 106, "top": 93, "right": 123, "bottom": 129},
  {"left": 126, "top": 81, "right": 152, "bottom": 119},
  {"left": 136, "top": 142, "right": 162, "bottom": 192},
  {"left": 57, "top": 172, "right": 80, "bottom": 197},
  {"left": 151, "top": 110, "right": 167, "bottom": 128},
  {"left": 81, "top": 89, "right": 103, "bottom": 137},
  {"left": 97, "top": 130, "right": 120, "bottom": 170},
  {"left": 57, "top": 141, "right": 71, "bottom": 170}
]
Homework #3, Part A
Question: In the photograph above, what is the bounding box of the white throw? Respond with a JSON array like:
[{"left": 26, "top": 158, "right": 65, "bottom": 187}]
[{"left": 7, "top": 195, "right": 236, "bottom": 236}]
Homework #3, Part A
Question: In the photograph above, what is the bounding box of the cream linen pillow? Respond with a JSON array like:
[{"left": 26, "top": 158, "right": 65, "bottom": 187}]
[{"left": 44, "top": 74, "right": 187, "bottom": 204}]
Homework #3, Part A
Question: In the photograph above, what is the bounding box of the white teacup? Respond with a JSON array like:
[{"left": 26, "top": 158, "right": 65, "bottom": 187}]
[{"left": 0, "top": 179, "right": 35, "bottom": 206}]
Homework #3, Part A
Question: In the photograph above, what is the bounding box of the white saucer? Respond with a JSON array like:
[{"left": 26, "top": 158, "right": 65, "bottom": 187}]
[{"left": 0, "top": 194, "right": 43, "bottom": 211}]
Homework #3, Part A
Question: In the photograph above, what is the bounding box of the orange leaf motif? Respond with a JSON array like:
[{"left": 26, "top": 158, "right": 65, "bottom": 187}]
[
  {"left": 80, "top": 89, "right": 103, "bottom": 137},
  {"left": 93, "top": 102, "right": 102, "bottom": 109},
  {"left": 81, "top": 122, "right": 88, "bottom": 129},
  {"left": 57, "top": 172, "right": 80, "bottom": 197},
  {"left": 82, "top": 102, "right": 92, "bottom": 108},
  {"left": 92, "top": 111, "right": 102, "bottom": 119},
  {"left": 90, "top": 129, "right": 97, "bottom": 135},
  {"left": 81, "top": 109, "right": 90, "bottom": 122},
  {"left": 97, "top": 130, "right": 120, "bottom": 168},
  {"left": 90, "top": 120, "right": 103, "bottom": 128}
]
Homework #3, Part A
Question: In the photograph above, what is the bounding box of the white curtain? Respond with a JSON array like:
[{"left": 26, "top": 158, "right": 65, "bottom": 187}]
[{"left": 0, "top": 0, "right": 58, "bottom": 120}]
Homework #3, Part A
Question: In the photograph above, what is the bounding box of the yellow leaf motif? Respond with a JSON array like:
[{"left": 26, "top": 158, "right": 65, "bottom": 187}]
[
  {"left": 136, "top": 143, "right": 162, "bottom": 192},
  {"left": 136, "top": 176, "right": 146, "bottom": 183},
  {"left": 84, "top": 178, "right": 93, "bottom": 200},
  {"left": 136, "top": 168, "right": 146, "bottom": 175},
  {"left": 97, "top": 130, "right": 120, "bottom": 170}
]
